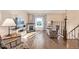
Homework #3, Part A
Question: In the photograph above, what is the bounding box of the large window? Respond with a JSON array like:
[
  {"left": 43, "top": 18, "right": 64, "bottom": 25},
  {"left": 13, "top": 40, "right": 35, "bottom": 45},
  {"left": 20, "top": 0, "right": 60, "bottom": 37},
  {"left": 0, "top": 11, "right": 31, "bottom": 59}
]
[
  {"left": 35, "top": 17, "right": 44, "bottom": 27},
  {"left": 15, "top": 17, "right": 25, "bottom": 28}
]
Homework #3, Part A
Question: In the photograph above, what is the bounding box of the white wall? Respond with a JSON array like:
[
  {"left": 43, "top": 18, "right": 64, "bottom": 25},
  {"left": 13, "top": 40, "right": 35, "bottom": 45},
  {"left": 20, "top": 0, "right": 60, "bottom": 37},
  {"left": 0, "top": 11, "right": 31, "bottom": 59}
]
[
  {"left": 1, "top": 10, "right": 28, "bottom": 24},
  {"left": 47, "top": 13, "right": 65, "bottom": 21},
  {"left": 28, "top": 14, "right": 34, "bottom": 23},
  {"left": 46, "top": 13, "right": 65, "bottom": 26},
  {"left": 0, "top": 11, "right": 2, "bottom": 25}
]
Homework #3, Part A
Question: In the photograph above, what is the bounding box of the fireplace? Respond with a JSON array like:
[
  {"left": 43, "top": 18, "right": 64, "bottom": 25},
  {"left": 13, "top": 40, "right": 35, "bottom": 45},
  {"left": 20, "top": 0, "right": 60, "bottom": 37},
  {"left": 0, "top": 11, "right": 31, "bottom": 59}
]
[
  {"left": 27, "top": 23, "right": 35, "bottom": 32},
  {"left": 29, "top": 26, "right": 33, "bottom": 31}
]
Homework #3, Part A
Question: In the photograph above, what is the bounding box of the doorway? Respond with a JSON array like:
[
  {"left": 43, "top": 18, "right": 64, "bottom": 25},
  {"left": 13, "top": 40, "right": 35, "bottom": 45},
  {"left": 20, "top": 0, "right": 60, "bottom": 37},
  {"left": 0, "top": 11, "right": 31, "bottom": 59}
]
[{"left": 35, "top": 17, "right": 44, "bottom": 31}]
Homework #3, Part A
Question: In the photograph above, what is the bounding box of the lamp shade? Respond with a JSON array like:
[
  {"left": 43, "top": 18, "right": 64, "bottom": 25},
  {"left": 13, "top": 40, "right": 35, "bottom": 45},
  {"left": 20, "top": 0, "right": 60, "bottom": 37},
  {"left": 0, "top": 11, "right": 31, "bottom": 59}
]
[{"left": 2, "top": 18, "right": 16, "bottom": 26}]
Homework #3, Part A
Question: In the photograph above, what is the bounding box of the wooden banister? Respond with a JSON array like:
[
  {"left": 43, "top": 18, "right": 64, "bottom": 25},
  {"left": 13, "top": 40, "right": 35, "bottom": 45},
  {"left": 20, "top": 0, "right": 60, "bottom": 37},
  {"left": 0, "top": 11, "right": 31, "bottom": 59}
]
[
  {"left": 69, "top": 25, "right": 79, "bottom": 34},
  {"left": 68, "top": 24, "right": 79, "bottom": 39}
]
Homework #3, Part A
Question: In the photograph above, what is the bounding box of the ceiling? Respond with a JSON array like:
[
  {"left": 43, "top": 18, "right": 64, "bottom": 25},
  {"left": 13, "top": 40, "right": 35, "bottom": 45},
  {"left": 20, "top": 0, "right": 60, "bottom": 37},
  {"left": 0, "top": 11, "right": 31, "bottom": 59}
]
[{"left": 26, "top": 10, "right": 65, "bottom": 14}]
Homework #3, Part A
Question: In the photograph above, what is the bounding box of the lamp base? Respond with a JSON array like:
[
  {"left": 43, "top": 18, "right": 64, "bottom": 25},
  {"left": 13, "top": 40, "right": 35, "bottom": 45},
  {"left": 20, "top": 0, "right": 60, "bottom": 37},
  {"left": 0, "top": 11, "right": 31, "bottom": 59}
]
[{"left": 5, "top": 27, "right": 11, "bottom": 37}]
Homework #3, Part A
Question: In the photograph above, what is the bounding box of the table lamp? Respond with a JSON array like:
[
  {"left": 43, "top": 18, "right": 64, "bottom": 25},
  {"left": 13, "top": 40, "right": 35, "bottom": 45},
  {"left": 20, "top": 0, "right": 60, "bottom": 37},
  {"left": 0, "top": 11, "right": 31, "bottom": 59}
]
[{"left": 1, "top": 18, "right": 16, "bottom": 36}]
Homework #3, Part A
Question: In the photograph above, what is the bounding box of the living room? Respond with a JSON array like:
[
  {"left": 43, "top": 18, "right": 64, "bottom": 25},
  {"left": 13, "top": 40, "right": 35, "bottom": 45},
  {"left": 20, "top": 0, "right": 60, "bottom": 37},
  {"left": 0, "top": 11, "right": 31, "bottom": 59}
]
[
  {"left": 0, "top": 10, "right": 79, "bottom": 49},
  {"left": 1, "top": 0, "right": 79, "bottom": 59}
]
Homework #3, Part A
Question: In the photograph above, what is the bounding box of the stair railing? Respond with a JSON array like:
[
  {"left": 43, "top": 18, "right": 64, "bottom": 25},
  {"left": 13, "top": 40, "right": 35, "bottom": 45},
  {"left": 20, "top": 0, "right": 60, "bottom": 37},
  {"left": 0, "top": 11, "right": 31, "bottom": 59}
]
[{"left": 68, "top": 25, "right": 79, "bottom": 39}]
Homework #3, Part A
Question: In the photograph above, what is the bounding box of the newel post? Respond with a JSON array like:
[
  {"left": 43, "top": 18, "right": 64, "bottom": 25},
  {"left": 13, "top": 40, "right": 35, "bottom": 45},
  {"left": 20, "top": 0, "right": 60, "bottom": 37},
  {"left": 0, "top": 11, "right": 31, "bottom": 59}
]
[{"left": 63, "top": 16, "right": 67, "bottom": 41}]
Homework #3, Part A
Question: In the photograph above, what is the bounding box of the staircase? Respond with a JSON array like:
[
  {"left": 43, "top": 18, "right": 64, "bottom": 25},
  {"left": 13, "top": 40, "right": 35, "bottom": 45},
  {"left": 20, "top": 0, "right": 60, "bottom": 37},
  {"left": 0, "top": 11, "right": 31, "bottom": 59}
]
[
  {"left": 67, "top": 25, "right": 79, "bottom": 48},
  {"left": 68, "top": 25, "right": 79, "bottom": 39},
  {"left": 52, "top": 17, "right": 79, "bottom": 48}
]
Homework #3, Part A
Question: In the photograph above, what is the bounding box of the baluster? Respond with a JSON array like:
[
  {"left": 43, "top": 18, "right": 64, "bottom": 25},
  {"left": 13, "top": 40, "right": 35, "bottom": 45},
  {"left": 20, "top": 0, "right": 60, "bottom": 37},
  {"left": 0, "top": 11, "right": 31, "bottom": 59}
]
[
  {"left": 71, "top": 32, "right": 73, "bottom": 39},
  {"left": 78, "top": 29, "right": 79, "bottom": 39},
  {"left": 74, "top": 30, "right": 76, "bottom": 39},
  {"left": 77, "top": 28, "right": 78, "bottom": 39},
  {"left": 70, "top": 32, "right": 71, "bottom": 39},
  {"left": 62, "top": 22, "right": 64, "bottom": 34},
  {"left": 59, "top": 21, "right": 60, "bottom": 34},
  {"left": 73, "top": 31, "right": 74, "bottom": 39},
  {"left": 75, "top": 28, "right": 77, "bottom": 39},
  {"left": 70, "top": 33, "right": 71, "bottom": 39},
  {"left": 61, "top": 21, "right": 62, "bottom": 34}
]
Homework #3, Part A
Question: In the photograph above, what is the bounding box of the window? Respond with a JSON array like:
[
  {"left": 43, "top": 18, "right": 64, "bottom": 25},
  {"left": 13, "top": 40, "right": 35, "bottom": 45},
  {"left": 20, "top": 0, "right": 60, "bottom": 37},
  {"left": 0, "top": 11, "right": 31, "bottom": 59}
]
[
  {"left": 15, "top": 17, "right": 25, "bottom": 28},
  {"left": 35, "top": 17, "right": 44, "bottom": 27}
]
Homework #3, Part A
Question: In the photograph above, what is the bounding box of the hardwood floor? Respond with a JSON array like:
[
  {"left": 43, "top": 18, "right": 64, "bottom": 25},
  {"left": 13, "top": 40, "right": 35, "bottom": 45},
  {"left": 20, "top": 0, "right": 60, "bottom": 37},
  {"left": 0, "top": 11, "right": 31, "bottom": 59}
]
[
  {"left": 23, "top": 31, "right": 79, "bottom": 49},
  {"left": 26, "top": 31, "right": 66, "bottom": 49}
]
